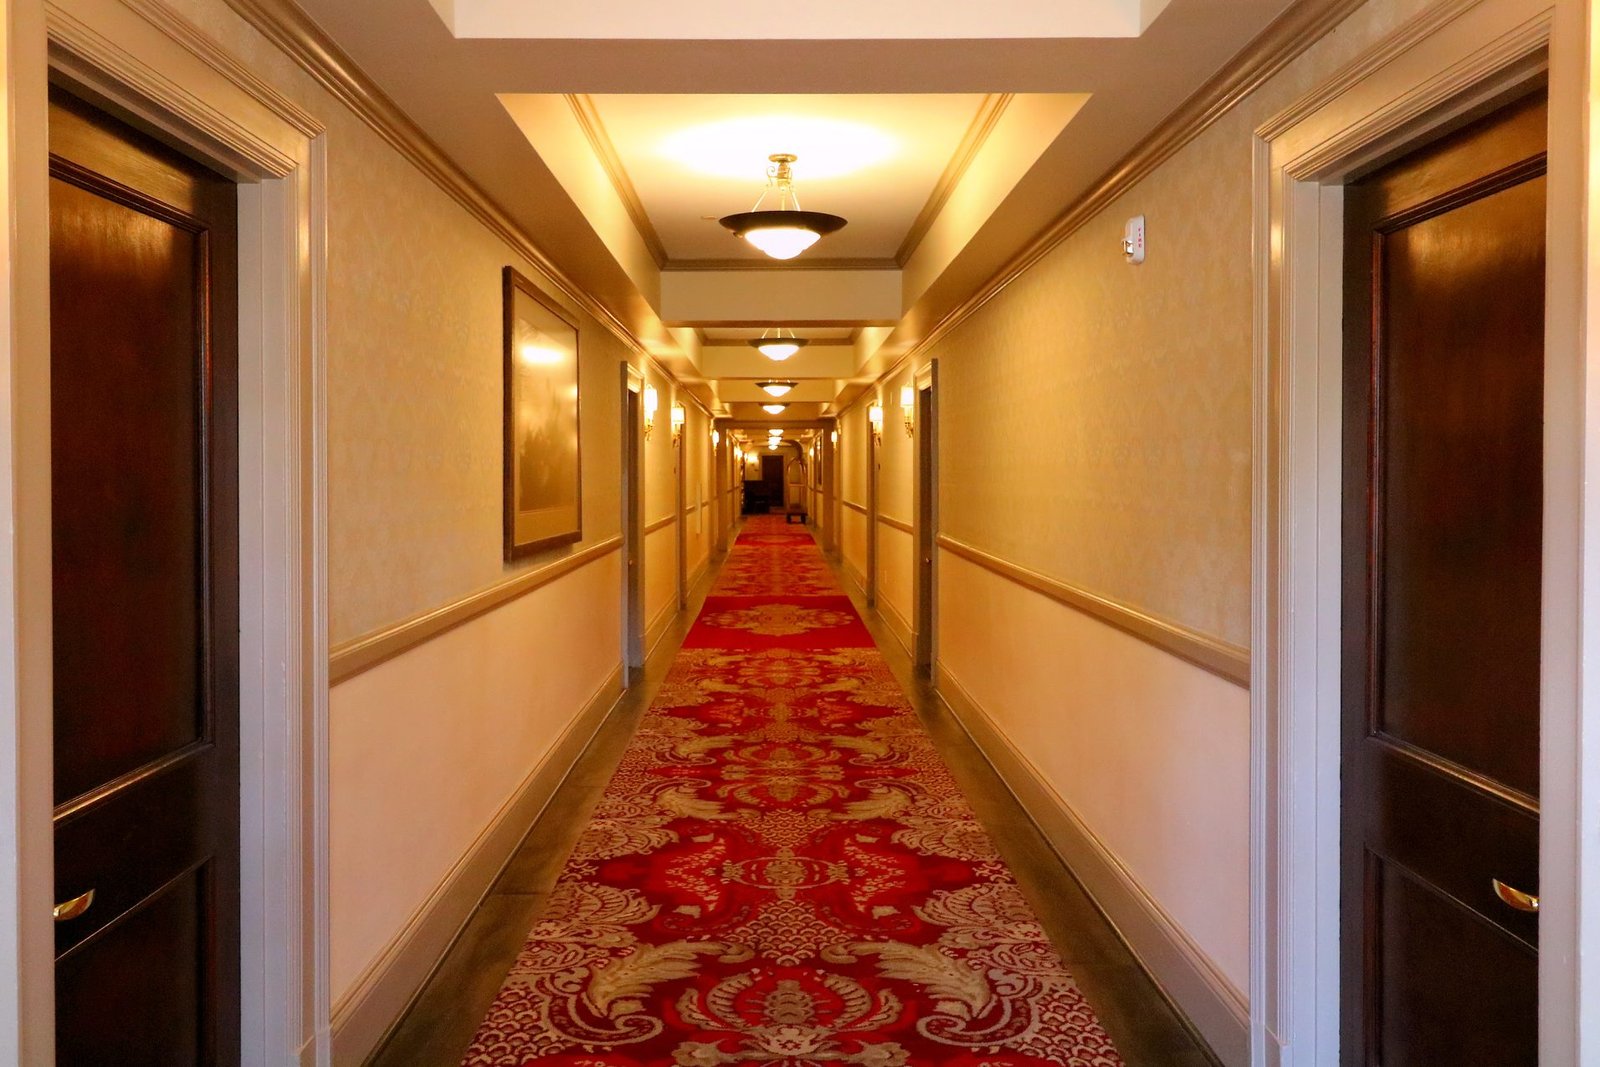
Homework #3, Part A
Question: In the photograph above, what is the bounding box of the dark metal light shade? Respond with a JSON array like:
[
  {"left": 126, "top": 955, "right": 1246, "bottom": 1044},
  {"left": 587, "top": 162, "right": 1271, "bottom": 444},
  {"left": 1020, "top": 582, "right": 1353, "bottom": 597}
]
[{"left": 719, "top": 209, "right": 848, "bottom": 259}]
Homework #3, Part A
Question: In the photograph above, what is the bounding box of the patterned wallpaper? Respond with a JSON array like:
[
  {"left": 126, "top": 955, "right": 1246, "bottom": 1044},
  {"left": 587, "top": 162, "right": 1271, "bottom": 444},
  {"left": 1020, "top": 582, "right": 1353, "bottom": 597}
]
[{"left": 927, "top": 0, "right": 1436, "bottom": 649}]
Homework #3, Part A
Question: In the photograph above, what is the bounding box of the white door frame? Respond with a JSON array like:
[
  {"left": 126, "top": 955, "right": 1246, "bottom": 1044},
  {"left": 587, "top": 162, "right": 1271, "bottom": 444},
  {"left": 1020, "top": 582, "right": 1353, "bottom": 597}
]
[
  {"left": 1251, "top": 0, "right": 1592, "bottom": 1063},
  {"left": 3, "top": 0, "right": 331, "bottom": 1062}
]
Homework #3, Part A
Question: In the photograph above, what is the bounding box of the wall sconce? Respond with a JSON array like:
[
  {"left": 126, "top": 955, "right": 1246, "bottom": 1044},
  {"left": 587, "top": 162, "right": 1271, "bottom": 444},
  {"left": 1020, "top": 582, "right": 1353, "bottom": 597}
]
[
  {"left": 640, "top": 385, "right": 659, "bottom": 441},
  {"left": 868, "top": 402, "right": 884, "bottom": 443},
  {"left": 831, "top": 430, "right": 839, "bottom": 446},
  {"left": 670, "top": 403, "right": 686, "bottom": 445},
  {"left": 899, "top": 385, "right": 915, "bottom": 437},
  {"left": 711, "top": 429, "right": 721, "bottom": 448}
]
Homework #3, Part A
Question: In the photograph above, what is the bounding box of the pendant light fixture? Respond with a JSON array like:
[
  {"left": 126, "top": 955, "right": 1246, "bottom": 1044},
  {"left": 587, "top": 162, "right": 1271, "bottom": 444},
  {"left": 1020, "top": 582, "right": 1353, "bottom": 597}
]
[
  {"left": 756, "top": 380, "right": 798, "bottom": 398},
  {"left": 748, "top": 328, "right": 808, "bottom": 362},
  {"left": 719, "top": 154, "right": 847, "bottom": 261},
  {"left": 762, "top": 402, "right": 789, "bottom": 415}
]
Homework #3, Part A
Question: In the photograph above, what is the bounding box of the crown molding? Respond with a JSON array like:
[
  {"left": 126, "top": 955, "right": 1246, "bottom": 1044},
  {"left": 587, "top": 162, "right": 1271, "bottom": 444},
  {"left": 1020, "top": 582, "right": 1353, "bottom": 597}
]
[
  {"left": 222, "top": 0, "right": 656, "bottom": 360},
  {"left": 895, "top": 92, "right": 1011, "bottom": 265},
  {"left": 897, "top": 0, "right": 1370, "bottom": 368},
  {"left": 566, "top": 92, "right": 669, "bottom": 268}
]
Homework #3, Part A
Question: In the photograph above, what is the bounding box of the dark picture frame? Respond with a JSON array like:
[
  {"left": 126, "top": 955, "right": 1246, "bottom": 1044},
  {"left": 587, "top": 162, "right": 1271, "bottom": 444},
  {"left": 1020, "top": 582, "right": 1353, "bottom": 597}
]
[{"left": 503, "top": 266, "right": 582, "bottom": 559}]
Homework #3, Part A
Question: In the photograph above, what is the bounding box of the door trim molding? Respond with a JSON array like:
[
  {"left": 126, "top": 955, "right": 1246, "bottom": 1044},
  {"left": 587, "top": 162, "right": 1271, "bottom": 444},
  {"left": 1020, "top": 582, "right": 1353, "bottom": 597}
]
[
  {"left": 13, "top": 0, "right": 333, "bottom": 1061},
  {"left": 1251, "top": 2, "right": 1576, "bottom": 1063}
]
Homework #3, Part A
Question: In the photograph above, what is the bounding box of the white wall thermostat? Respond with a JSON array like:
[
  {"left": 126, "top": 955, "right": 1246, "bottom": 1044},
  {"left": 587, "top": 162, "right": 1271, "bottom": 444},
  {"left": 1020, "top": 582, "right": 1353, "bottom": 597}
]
[{"left": 1123, "top": 214, "right": 1146, "bottom": 265}]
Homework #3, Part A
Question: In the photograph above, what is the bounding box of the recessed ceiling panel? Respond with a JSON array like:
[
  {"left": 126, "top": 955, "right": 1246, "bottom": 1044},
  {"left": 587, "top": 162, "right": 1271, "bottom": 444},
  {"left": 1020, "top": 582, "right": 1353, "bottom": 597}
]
[{"left": 585, "top": 94, "right": 988, "bottom": 262}]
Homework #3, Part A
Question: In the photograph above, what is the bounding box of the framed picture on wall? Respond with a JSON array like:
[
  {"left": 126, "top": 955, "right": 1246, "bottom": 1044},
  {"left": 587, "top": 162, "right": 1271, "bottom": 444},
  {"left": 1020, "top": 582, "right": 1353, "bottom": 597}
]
[{"left": 503, "top": 266, "right": 582, "bottom": 559}]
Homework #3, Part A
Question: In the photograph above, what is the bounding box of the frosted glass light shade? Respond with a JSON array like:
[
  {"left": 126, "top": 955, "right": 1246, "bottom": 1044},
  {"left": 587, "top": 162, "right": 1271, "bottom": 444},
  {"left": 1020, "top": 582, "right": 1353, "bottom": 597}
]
[
  {"left": 742, "top": 226, "right": 819, "bottom": 260},
  {"left": 758, "top": 381, "right": 797, "bottom": 398}
]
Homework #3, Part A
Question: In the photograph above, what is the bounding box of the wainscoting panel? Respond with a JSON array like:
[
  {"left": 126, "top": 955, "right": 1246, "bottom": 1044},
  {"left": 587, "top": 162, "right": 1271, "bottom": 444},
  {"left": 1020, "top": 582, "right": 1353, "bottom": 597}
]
[{"left": 935, "top": 547, "right": 1250, "bottom": 1063}]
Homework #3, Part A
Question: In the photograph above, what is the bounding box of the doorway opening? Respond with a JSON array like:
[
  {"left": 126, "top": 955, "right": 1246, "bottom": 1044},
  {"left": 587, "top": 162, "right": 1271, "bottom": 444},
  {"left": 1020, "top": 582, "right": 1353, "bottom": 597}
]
[
  {"left": 913, "top": 366, "right": 939, "bottom": 675},
  {"left": 622, "top": 369, "right": 645, "bottom": 679}
]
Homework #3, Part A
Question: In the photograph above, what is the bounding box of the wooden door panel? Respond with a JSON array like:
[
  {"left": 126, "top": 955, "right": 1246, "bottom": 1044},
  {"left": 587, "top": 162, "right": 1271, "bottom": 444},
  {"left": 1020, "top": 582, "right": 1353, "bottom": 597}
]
[
  {"left": 49, "top": 173, "right": 208, "bottom": 806},
  {"left": 1342, "top": 88, "right": 1545, "bottom": 1065},
  {"left": 1370, "top": 858, "right": 1537, "bottom": 1066},
  {"left": 1365, "top": 740, "right": 1538, "bottom": 947},
  {"left": 1374, "top": 174, "right": 1545, "bottom": 798},
  {"left": 56, "top": 864, "right": 211, "bottom": 1067},
  {"left": 49, "top": 86, "right": 239, "bottom": 1064}
]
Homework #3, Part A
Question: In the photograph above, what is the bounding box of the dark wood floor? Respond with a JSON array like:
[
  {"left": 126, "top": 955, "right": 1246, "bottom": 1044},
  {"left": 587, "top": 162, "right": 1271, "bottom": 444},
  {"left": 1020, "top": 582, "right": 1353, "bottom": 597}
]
[{"left": 370, "top": 526, "right": 1221, "bottom": 1066}]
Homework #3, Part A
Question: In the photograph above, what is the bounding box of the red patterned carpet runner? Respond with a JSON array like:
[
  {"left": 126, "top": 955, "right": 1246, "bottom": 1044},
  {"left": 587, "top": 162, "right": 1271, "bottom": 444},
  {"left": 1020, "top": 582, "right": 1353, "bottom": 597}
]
[{"left": 464, "top": 516, "right": 1123, "bottom": 1066}]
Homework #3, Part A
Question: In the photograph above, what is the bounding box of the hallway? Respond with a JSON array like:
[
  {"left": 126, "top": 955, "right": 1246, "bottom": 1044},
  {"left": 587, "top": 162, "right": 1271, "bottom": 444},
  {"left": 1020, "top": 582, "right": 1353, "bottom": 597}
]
[
  {"left": 376, "top": 519, "right": 1213, "bottom": 1064},
  {"left": 4, "top": 0, "right": 1597, "bottom": 1064}
]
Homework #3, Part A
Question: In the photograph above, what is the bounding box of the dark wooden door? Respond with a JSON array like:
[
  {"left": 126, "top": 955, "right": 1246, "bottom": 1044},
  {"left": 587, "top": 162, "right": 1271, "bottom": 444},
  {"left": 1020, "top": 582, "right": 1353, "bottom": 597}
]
[
  {"left": 48, "top": 86, "right": 240, "bottom": 1065},
  {"left": 1342, "top": 88, "right": 1545, "bottom": 1066},
  {"left": 761, "top": 453, "right": 785, "bottom": 510}
]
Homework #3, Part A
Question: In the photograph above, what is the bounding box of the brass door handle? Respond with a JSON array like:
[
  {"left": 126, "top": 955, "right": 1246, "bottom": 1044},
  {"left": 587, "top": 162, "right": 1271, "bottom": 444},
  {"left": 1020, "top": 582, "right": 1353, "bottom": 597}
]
[
  {"left": 1491, "top": 878, "right": 1539, "bottom": 913},
  {"left": 53, "top": 889, "right": 95, "bottom": 922}
]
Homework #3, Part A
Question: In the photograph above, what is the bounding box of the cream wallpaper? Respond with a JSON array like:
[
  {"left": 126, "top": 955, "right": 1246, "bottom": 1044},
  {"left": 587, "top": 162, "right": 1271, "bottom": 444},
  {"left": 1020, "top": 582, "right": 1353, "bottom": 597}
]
[
  {"left": 162, "top": 0, "right": 637, "bottom": 647},
  {"left": 927, "top": 0, "right": 1436, "bottom": 649}
]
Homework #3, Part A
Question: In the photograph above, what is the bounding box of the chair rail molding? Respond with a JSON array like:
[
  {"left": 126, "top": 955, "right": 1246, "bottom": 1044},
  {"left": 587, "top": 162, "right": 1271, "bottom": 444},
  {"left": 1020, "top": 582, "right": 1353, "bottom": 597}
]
[{"left": 1250, "top": 2, "right": 1575, "bottom": 1064}]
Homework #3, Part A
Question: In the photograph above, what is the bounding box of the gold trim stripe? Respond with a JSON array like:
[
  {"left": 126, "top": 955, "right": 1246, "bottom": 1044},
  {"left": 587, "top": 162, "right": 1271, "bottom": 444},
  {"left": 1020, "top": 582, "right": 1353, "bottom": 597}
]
[
  {"left": 645, "top": 514, "right": 678, "bottom": 535},
  {"left": 330, "top": 537, "right": 622, "bottom": 684},
  {"left": 841, "top": 500, "right": 870, "bottom": 515},
  {"left": 936, "top": 535, "right": 1249, "bottom": 687}
]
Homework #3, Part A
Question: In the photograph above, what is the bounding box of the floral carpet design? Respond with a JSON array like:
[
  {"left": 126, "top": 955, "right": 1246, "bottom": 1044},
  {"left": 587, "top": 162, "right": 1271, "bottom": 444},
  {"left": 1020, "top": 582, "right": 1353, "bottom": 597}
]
[{"left": 463, "top": 515, "right": 1122, "bottom": 1066}]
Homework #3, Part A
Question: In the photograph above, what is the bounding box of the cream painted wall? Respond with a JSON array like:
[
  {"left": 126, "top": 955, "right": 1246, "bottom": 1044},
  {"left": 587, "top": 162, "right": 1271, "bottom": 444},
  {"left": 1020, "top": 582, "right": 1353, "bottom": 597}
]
[
  {"left": 940, "top": 551, "right": 1250, "bottom": 989},
  {"left": 328, "top": 554, "right": 621, "bottom": 1001}
]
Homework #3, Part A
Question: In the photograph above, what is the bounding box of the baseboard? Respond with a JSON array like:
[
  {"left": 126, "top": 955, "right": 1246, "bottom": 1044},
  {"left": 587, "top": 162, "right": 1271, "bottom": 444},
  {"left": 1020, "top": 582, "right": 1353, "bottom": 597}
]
[
  {"left": 876, "top": 594, "right": 915, "bottom": 660},
  {"left": 644, "top": 598, "right": 678, "bottom": 660},
  {"left": 329, "top": 664, "right": 627, "bottom": 1065},
  {"left": 935, "top": 664, "right": 1249, "bottom": 1067},
  {"left": 841, "top": 558, "right": 868, "bottom": 601},
  {"left": 687, "top": 555, "right": 710, "bottom": 597}
]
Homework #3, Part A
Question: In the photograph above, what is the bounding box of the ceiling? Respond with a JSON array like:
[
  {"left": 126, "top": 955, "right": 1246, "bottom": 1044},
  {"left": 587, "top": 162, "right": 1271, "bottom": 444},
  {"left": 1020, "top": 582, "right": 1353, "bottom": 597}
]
[
  {"left": 292, "top": 0, "right": 1298, "bottom": 420},
  {"left": 577, "top": 93, "right": 992, "bottom": 265}
]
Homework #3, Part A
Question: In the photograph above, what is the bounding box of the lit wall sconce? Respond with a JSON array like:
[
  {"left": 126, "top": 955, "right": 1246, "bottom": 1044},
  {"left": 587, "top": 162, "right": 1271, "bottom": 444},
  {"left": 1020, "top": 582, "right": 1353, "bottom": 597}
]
[
  {"left": 711, "top": 429, "right": 721, "bottom": 448},
  {"left": 899, "top": 385, "right": 915, "bottom": 437},
  {"left": 868, "top": 402, "right": 884, "bottom": 443},
  {"left": 831, "top": 430, "right": 839, "bottom": 446},
  {"left": 670, "top": 403, "right": 686, "bottom": 445},
  {"left": 643, "top": 385, "right": 659, "bottom": 439}
]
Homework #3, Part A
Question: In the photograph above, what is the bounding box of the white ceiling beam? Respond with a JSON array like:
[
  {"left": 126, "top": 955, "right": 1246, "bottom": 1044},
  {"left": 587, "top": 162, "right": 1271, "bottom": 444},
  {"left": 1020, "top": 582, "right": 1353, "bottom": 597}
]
[
  {"left": 661, "top": 270, "right": 902, "bottom": 325},
  {"left": 432, "top": 0, "right": 1150, "bottom": 40}
]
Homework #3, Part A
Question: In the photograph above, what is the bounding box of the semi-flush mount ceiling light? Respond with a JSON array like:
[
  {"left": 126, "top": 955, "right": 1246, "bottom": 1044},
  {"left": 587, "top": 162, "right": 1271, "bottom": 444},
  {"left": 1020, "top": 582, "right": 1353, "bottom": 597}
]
[
  {"left": 719, "top": 154, "right": 847, "bottom": 261},
  {"left": 762, "top": 402, "right": 789, "bottom": 415},
  {"left": 748, "top": 328, "right": 808, "bottom": 362},
  {"left": 757, "top": 380, "right": 798, "bottom": 398}
]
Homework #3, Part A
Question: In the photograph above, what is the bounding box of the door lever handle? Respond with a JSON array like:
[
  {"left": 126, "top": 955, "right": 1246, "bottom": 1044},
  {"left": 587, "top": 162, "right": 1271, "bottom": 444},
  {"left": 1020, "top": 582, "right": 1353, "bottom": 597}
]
[
  {"left": 1491, "top": 878, "right": 1539, "bottom": 913},
  {"left": 53, "top": 889, "right": 95, "bottom": 922}
]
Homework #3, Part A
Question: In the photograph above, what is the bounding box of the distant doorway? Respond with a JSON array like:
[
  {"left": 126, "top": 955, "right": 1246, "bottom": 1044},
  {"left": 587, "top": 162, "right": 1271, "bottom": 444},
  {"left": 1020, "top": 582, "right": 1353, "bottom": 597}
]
[
  {"left": 913, "top": 367, "right": 939, "bottom": 674},
  {"left": 761, "top": 454, "right": 785, "bottom": 511},
  {"left": 622, "top": 371, "right": 645, "bottom": 677}
]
